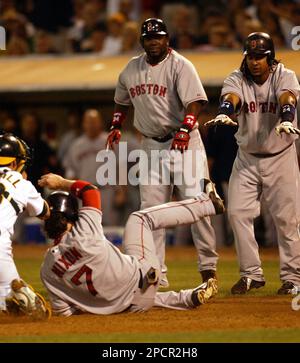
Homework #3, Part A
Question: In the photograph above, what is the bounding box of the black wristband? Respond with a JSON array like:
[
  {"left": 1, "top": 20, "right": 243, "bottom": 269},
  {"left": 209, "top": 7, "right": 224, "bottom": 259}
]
[
  {"left": 110, "top": 124, "right": 121, "bottom": 131},
  {"left": 218, "top": 100, "right": 235, "bottom": 116},
  {"left": 280, "top": 104, "right": 296, "bottom": 123},
  {"left": 179, "top": 127, "right": 189, "bottom": 134}
]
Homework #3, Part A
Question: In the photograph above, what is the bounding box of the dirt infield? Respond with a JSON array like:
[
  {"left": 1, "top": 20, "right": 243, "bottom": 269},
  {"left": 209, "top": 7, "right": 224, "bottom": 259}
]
[{"left": 0, "top": 245, "right": 299, "bottom": 342}]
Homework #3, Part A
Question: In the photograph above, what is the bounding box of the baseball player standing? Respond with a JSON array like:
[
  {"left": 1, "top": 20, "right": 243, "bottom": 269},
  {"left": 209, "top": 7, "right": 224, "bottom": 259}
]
[
  {"left": 38, "top": 173, "right": 223, "bottom": 315},
  {"left": 0, "top": 133, "right": 50, "bottom": 318},
  {"left": 106, "top": 18, "right": 218, "bottom": 287},
  {"left": 205, "top": 32, "right": 300, "bottom": 294}
]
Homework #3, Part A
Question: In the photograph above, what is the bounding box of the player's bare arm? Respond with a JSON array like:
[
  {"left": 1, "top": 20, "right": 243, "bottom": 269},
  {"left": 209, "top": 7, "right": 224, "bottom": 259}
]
[
  {"left": 106, "top": 104, "right": 130, "bottom": 150},
  {"left": 205, "top": 93, "right": 240, "bottom": 127},
  {"left": 39, "top": 173, "right": 101, "bottom": 210},
  {"left": 275, "top": 91, "right": 300, "bottom": 136},
  {"left": 38, "top": 173, "right": 76, "bottom": 191}
]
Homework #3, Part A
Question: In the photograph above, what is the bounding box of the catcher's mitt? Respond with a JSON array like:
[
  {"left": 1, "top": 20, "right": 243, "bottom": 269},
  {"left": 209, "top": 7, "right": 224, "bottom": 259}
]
[{"left": 6, "top": 279, "right": 51, "bottom": 320}]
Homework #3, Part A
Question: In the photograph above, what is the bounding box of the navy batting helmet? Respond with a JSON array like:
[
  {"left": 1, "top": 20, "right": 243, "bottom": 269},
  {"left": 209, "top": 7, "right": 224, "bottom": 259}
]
[
  {"left": 141, "top": 18, "right": 168, "bottom": 37},
  {"left": 0, "top": 133, "right": 32, "bottom": 173},
  {"left": 46, "top": 191, "right": 79, "bottom": 222},
  {"left": 243, "top": 32, "right": 275, "bottom": 59}
]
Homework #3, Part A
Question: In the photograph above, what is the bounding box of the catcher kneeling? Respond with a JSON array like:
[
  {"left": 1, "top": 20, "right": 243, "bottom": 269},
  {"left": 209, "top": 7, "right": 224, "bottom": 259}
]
[{"left": 0, "top": 133, "right": 50, "bottom": 320}]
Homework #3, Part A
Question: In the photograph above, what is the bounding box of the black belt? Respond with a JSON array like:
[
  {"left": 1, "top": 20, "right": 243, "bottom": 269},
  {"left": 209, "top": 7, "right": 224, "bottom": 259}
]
[
  {"left": 138, "top": 269, "right": 143, "bottom": 289},
  {"left": 151, "top": 133, "right": 174, "bottom": 143},
  {"left": 249, "top": 144, "right": 292, "bottom": 158}
]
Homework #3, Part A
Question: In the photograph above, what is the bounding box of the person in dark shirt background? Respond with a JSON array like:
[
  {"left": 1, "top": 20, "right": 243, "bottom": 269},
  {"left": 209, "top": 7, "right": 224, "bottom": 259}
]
[
  {"left": 19, "top": 112, "right": 61, "bottom": 192},
  {"left": 205, "top": 124, "right": 238, "bottom": 246}
]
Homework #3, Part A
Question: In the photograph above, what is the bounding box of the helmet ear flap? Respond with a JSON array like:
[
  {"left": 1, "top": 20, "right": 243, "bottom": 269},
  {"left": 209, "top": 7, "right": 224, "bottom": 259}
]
[{"left": 267, "top": 53, "right": 273, "bottom": 66}]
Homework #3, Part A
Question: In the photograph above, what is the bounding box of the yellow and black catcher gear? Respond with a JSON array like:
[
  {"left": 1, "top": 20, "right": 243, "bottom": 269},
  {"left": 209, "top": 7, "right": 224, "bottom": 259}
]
[{"left": 0, "top": 133, "right": 32, "bottom": 173}]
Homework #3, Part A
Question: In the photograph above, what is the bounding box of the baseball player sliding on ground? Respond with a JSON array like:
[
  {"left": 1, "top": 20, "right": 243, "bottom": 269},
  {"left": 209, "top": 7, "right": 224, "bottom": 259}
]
[
  {"left": 106, "top": 18, "right": 218, "bottom": 288},
  {"left": 0, "top": 133, "right": 51, "bottom": 319},
  {"left": 205, "top": 32, "right": 300, "bottom": 295},
  {"left": 38, "top": 173, "right": 224, "bottom": 316}
]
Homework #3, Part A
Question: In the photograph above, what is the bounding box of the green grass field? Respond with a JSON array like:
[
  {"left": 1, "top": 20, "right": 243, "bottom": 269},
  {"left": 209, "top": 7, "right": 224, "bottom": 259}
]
[{"left": 0, "top": 245, "right": 299, "bottom": 343}]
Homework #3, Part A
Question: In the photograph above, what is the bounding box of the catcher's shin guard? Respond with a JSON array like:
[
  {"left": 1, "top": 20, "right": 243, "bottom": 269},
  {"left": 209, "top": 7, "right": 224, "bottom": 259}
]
[{"left": 6, "top": 279, "right": 51, "bottom": 320}]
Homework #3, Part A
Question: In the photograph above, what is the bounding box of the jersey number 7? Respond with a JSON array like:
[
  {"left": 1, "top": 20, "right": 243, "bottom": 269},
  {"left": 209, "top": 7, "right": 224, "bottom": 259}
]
[{"left": 71, "top": 264, "right": 98, "bottom": 296}]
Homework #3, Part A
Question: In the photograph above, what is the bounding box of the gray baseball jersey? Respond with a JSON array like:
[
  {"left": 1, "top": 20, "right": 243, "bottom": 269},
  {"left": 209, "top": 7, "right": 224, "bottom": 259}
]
[
  {"left": 63, "top": 133, "right": 121, "bottom": 226},
  {"left": 114, "top": 49, "right": 217, "bottom": 278},
  {"left": 114, "top": 49, "right": 208, "bottom": 137},
  {"left": 40, "top": 207, "right": 140, "bottom": 315},
  {"left": 222, "top": 63, "right": 300, "bottom": 154},
  {"left": 224, "top": 63, "right": 300, "bottom": 285},
  {"left": 63, "top": 134, "right": 108, "bottom": 183},
  {"left": 40, "top": 192, "right": 217, "bottom": 315}
]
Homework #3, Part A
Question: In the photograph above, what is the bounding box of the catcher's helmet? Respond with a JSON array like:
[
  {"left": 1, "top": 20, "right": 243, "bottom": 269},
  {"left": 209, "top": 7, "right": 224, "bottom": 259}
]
[
  {"left": 0, "top": 133, "right": 32, "bottom": 172},
  {"left": 46, "top": 191, "right": 79, "bottom": 222},
  {"left": 243, "top": 32, "right": 275, "bottom": 59},
  {"left": 141, "top": 18, "right": 168, "bottom": 37}
]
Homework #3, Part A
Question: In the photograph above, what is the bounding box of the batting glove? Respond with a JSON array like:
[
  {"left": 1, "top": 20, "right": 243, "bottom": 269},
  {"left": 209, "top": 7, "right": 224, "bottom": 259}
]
[
  {"left": 204, "top": 114, "right": 238, "bottom": 127},
  {"left": 106, "top": 129, "right": 122, "bottom": 150},
  {"left": 171, "top": 129, "right": 190, "bottom": 152},
  {"left": 275, "top": 122, "right": 300, "bottom": 136}
]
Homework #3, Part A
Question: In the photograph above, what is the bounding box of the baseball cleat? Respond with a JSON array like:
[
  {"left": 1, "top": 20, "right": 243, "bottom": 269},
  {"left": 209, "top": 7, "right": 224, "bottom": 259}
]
[
  {"left": 146, "top": 267, "right": 159, "bottom": 285},
  {"left": 201, "top": 269, "right": 217, "bottom": 283},
  {"left": 191, "top": 278, "right": 218, "bottom": 306},
  {"left": 231, "top": 277, "right": 265, "bottom": 295},
  {"left": 8, "top": 279, "right": 51, "bottom": 320},
  {"left": 277, "top": 281, "right": 297, "bottom": 295},
  {"left": 203, "top": 179, "right": 225, "bottom": 214},
  {"left": 159, "top": 270, "right": 169, "bottom": 288}
]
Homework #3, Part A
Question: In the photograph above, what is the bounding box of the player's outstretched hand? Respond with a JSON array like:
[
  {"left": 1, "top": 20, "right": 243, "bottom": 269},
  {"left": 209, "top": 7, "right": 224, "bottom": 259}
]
[
  {"left": 275, "top": 122, "right": 300, "bottom": 136},
  {"left": 106, "top": 129, "right": 122, "bottom": 150},
  {"left": 38, "top": 173, "right": 66, "bottom": 190},
  {"left": 204, "top": 114, "right": 238, "bottom": 127}
]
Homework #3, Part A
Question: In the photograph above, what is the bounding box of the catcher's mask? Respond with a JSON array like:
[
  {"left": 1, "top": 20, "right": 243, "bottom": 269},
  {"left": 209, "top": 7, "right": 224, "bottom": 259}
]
[{"left": 0, "top": 133, "right": 33, "bottom": 173}]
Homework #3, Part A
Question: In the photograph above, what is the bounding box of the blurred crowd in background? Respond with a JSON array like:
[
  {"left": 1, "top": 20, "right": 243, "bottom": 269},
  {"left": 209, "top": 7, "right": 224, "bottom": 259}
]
[
  {"left": 1, "top": 105, "right": 299, "bottom": 247},
  {"left": 0, "top": 0, "right": 300, "bottom": 247},
  {"left": 1, "top": 0, "right": 300, "bottom": 56}
]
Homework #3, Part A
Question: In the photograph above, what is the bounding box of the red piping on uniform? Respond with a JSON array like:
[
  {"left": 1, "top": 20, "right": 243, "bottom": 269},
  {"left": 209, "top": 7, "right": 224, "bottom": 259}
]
[
  {"left": 142, "top": 199, "right": 202, "bottom": 221},
  {"left": 147, "top": 48, "right": 172, "bottom": 67},
  {"left": 134, "top": 198, "right": 207, "bottom": 262},
  {"left": 138, "top": 216, "right": 145, "bottom": 261}
]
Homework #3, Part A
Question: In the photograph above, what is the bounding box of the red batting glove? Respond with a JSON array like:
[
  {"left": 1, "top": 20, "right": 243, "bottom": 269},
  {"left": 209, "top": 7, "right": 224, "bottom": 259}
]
[
  {"left": 106, "top": 129, "right": 122, "bottom": 150},
  {"left": 171, "top": 129, "right": 190, "bottom": 152}
]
